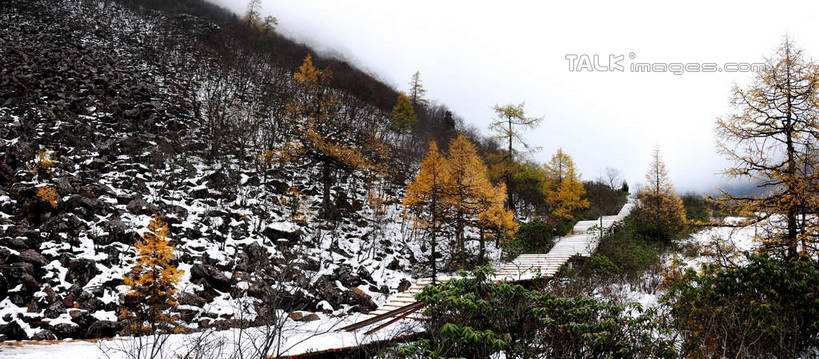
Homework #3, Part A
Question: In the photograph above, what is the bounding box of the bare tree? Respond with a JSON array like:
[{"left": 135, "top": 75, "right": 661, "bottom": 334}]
[{"left": 605, "top": 167, "right": 622, "bottom": 190}]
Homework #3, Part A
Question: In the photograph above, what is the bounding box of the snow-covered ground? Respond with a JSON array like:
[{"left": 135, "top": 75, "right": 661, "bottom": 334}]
[
  {"left": 0, "top": 311, "right": 423, "bottom": 358},
  {"left": 589, "top": 217, "right": 766, "bottom": 311},
  {"left": 0, "top": 216, "right": 784, "bottom": 358}
]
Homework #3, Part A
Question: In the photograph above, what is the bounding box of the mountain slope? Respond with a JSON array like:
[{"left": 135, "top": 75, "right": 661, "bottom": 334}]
[{"left": 0, "top": 0, "right": 503, "bottom": 340}]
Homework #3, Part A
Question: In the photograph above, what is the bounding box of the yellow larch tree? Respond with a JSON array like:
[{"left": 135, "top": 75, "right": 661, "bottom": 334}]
[
  {"left": 284, "top": 54, "right": 374, "bottom": 219},
  {"left": 35, "top": 150, "right": 56, "bottom": 170},
  {"left": 443, "top": 133, "right": 493, "bottom": 269},
  {"left": 716, "top": 38, "right": 819, "bottom": 260},
  {"left": 475, "top": 182, "right": 518, "bottom": 263},
  {"left": 542, "top": 148, "right": 589, "bottom": 225},
  {"left": 36, "top": 185, "right": 58, "bottom": 208},
  {"left": 403, "top": 141, "right": 450, "bottom": 283},
  {"left": 637, "top": 146, "right": 687, "bottom": 240},
  {"left": 122, "top": 214, "right": 183, "bottom": 335}
]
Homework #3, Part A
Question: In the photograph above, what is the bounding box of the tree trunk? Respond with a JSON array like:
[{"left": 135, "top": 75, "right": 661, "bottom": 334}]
[
  {"left": 784, "top": 53, "right": 798, "bottom": 259},
  {"left": 479, "top": 227, "right": 485, "bottom": 264},
  {"left": 457, "top": 211, "right": 465, "bottom": 269},
  {"left": 431, "top": 199, "right": 438, "bottom": 285},
  {"left": 321, "top": 160, "right": 333, "bottom": 219},
  {"left": 431, "top": 231, "right": 438, "bottom": 285},
  {"left": 506, "top": 118, "right": 514, "bottom": 211}
]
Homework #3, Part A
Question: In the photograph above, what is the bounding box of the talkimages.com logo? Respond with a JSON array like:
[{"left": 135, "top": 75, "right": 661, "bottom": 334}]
[{"left": 565, "top": 52, "right": 766, "bottom": 75}]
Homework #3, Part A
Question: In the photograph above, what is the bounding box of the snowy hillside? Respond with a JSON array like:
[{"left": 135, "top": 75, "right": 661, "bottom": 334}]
[{"left": 0, "top": 0, "right": 502, "bottom": 342}]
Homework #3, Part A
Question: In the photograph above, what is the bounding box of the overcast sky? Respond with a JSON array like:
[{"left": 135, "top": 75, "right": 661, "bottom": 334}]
[{"left": 210, "top": 0, "right": 819, "bottom": 193}]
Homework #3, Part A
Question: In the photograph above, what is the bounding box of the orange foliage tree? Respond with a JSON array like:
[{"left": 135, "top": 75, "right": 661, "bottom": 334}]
[
  {"left": 716, "top": 39, "right": 819, "bottom": 259},
  {"left": 284, "top": 54, "right": 375, "bottom": 219},
  {"left": 443, "top": 133, "right": 516, "bottom": 269},
  {"left": 404, "top": 141, "right": 450, "bottom": 283},
  {"left": 36, "top": 185, "right": 58, "bottom": 208},
  {"left": 542, "top": 148, "right": 589, "bottom": 228},
  {"left": 405, "top": 137, "right": 518, "bottom": 276},
  {"left": 637, "top": 147, "right": 687, "bottom": 240},
  {"left": 122, "top": 215, "right": 183, "bottom": 335},
  {"left": 475, "top": 182, "right": 518, "bottom": 263}
]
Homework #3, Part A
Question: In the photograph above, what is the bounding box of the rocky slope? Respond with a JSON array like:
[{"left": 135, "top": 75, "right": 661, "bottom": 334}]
[{"left": 0, "top": 0, "right": 500, "bottom": 341}]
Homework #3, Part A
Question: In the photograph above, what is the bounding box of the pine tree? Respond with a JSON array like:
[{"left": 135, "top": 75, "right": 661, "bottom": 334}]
[
  {"left": 408, "top": 71, "right": 427, "bottom": 108},
  {"left": 489, "top": 103, "right": 543, "bottom": 211},
  {"left": 716, "top": 38, "right": 819, "bottom": 259},
  {"left": 391, "top": 93, "right": 417, "bottom": 134},
  {"left": 285, "top": 55, "right": 373, "bottom": 219},
  {"left": 122, "top": 215, "right": 183, "bottom": 335},
  {"left": 403, "top": 142, "right": 450, "bottom": 283},
  {"left": 637, "top": 147, "right": 686, "bottom": 240},
  {"left": 542, "top": 149, "right": 588, "bottom": 224}
]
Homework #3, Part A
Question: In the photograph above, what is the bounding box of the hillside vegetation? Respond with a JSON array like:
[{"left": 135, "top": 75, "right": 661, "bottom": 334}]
[{"left": 0, "top": 0, "right": 617, "bottom": 341}]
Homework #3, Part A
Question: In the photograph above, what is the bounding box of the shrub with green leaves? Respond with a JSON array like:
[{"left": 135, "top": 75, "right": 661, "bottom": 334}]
[
  {"left": 589, "top": 254, "right": 622, "bottom": 277},
  {"left": 502, "top": 220, "right": 554, "bottom": 260},
  {"left": 590, "top": 217, "right": 663, "bottom": 281},
  {"left": 398, "top": 266, "right": 675, "bottom": 358},
  {"left": 680, "top": 192, "right": 709, "bottom": 223},
  {"left": 664, "top": 252, "right": 819, "bottom": 358}
]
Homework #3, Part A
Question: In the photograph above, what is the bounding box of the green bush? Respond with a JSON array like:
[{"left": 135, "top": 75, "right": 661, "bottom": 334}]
[
  {"left": 664, "top": 253, "right": 819, "bottom": 358},
  {"left": 589, "top": 216, "right": 664, "bottom": 281},
  {"left": 502, "top": 220, "right": 554, "bottom": 260},
  {"left": 630, "top": 203, "right": 689, "bottom": 243},
  {"left": 578, "top": 181, "right": 628, "bottom": 220},
  {"left": 680, "top": 192, "right": 708, "bottom": 222},
  {"left": 397, "top": 266, "right": 675, "bottom": 358},
  {"left": 589, "top": 254, "right": 622, "bottom": 277},
  {"left": 552, "top": 218, "right": 574, "bottom": 237}
]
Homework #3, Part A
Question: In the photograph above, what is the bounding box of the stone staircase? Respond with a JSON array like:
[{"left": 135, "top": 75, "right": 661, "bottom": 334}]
[{"left": 367, "top": 200, "right": 636, "bottom": 320}]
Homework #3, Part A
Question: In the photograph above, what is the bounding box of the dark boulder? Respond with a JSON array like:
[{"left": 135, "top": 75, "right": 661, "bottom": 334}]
[
  {"left": 17, "top": 249, "right": 48, "bottom": 267},
  {"left": 262, "top": 224, "right": 301, "bottom": 242},
  {"left": 63, "top": 194, "right": 104, "bottom": 212},
  {"left": 53, "top": 176, "right": 77, "bottom": 195},
  {"left": 86, "top": 320, "right": 120, "bottom": 338},
  {"left": 0, "top": 247, "right": 13, "bottom": 265},
  {"left": 32, "top": 329, "right": 58, "bottom": 341},
  {"left": 179, "top": 292, "right": 207, "bottom": 307},
  {"left": 51, "top": 322, "right": 80, "bottom": 338},
  {"left": 312, "top": 276, "right": 345, "bottom": 308},
  {"left": 45, "top": 301, "right": 66, "bottom": 319},
  {"left": 5, "top": 238, "right": 28, "bottom": 250},
  {"left": 0, "top": 320, "right": 28, "bottom": 340},
  {"left": 126, "top": 197, "right": 157, "bottom": 215},
  {"left": 65, "top": 258, "right": 99, "bottom": 287},
  {"left": 397, "top": 278, "right": 411, "bottom": 292},
  {"left": 190, "top": 264, "right": 230, "bottom": 292},
  {"left": 347, "top": 287, "right": 377, "bottom": 313},
  {"left": 0, "top": 273, "right": 7, "bottom": 299},
  {"left": 3, "top": 261, "right": 35, "bottom": 277},
  {"left": 2, "top": 262, "right": 40, "bottom": 293},
  {"left": 101, "top": 217, "right": 136, "bottom": 245},
  {"left": 243, "top": 242, "right": 269, "bottom": 268},
  {"left": 335, "top": 265, "right": 362, "bottom": 288}
]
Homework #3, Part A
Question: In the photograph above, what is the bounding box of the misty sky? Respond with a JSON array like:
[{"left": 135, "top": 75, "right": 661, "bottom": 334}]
[{"left": 210, "top": 0, "right": 819, "bottom": 193}]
